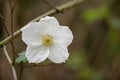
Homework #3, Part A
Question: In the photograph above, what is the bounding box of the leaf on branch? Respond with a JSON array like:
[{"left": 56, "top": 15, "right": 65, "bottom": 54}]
[{"left": 15, "top": 51, "right": 28, "bottom": 63}]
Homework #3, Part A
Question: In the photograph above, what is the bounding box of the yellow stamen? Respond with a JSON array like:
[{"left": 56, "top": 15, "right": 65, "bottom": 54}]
[{"left": 43, "top": 34, "right": 53, "bottom": 46}]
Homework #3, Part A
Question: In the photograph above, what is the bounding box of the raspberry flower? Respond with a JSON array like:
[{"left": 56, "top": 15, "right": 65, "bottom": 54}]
[{"left": 21, "top": 16, "right": 73, "bottom": 63}]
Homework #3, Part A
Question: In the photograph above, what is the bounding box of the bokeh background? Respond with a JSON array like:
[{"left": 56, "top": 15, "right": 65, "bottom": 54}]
[{"left": 0, "top": 0, "right": 120, "bottom": 80}]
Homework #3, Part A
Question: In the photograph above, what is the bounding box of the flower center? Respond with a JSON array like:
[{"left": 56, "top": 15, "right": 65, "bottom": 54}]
[{"left": 42, "top": 34, "right": 53, "bottom": 46}]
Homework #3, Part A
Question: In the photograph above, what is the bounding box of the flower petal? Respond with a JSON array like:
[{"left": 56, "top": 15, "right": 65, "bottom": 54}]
[
  {"left": 40, "top": 16, "right": 59, "bottom": 27},
  {"left": 53, "top": 26, "right": 73, "bottom": 47},
  {"left": 25, "top": 45, "right": 49, "bottom": 63},
  {"left": 48, "top": 44, "right": 69, "bottom": 63},
  {"left": 21, "top": 22, "right": 44, "bottom": 46}
]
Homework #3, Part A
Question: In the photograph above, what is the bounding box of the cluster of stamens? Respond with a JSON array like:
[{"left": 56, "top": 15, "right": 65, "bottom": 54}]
[{"left": 42, "top": 34, "right": 53, "bottom": 46}]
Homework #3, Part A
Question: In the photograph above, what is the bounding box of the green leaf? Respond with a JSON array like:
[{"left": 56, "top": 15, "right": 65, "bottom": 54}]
[{"left": 15, "top": 51, "right": 28, "bottom": 63}]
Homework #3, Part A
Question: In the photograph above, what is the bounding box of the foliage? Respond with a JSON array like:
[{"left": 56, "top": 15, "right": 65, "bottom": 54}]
[{"left": 15, "top": 51, "right": 27, "bottom": 63}]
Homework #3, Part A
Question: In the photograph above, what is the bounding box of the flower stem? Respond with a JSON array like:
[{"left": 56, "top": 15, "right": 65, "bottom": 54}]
[{"left": 3, "top": 46, "right": 18, "bottom": 80}]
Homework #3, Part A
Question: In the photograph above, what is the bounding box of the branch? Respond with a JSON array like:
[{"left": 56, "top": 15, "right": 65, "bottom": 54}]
[
  {"left": 0, "top": 0, "right": 84, "bottom": 46},
  {"left": 9, "top": 0, "right": 17, "bottom": 62},
  {"left": 45, "top": 0, "right": 62, "bottom": 12},
  {"left": 0, "top": 15, "right": 10, "bottom": 36},
  {"left": 3, "top": 46, "right": 18, "bottom": 80}
]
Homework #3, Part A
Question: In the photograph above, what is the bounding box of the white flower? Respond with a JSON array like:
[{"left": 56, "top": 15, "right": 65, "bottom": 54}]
[{"left": 21, "top": 16, "right": 73, "bottom": 63}]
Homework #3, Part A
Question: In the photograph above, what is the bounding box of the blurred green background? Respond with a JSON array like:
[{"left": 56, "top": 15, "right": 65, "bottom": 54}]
[{"left": 0, "top": 0, "right": 120, "bottom": 80}]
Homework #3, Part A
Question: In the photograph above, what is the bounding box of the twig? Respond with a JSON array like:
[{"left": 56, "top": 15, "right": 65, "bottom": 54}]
[
  {"left": 3, "top": 46, "right": 12, "bottom": 64},
  {"left": 9, "top": 0, "right": 17, "bottom": 62},
  {"left": 12, "top": 0, "right": 17, "bottom": 13},
  {"left": 45, "top": 0, "right": 62, "bottom": 12},
  {"left": 0, "top": 0, "right": 84, "bottom": 46},
  {"left": 0, "top": 15, "right": 10, "bottom": 36},
  {"left": 3, "top": 46, "right": 18, "bottom": 80},
  {"left": 9, "top": 0, "right": 12, "bottom": 9},
  {"left": 0, "top": 30, "right": 21, "bottom": 46},
  {"left": 19, "top": 65, "right": 24, "bottom": 80}
]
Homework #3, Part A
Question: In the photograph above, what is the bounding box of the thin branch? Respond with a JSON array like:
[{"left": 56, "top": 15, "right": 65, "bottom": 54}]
[
  {"left": 12, "top": 0, "right": 17, "bottom": 13},
  {"left": 9, "top": 0, "right": 17, "bottom": 62},
  {"left": 45, "top": 0, "right": 62, "bottom": 12},
  {"left": 19, "top": 65, "right": 24, "bottom": 80},
  {"left": 3, "top": 46, "right": 18, "bottom": 80},
  {"left": 3, "top": 46, "right": 12, "bottom": 64},
  {"left": 0, "top": 30, "right": 21, "bottom": 46},
  {"left": 0, "top": 0, "right": 84, "bottom": 46},
  {"left": 0, "top": 15, "right": 10, "bottom": 36},
  {"left": 9, "top": 0, "right": 17, "bottom": 13},
  {"left": 9, "top": 0, "right": 12, "bottom": 9}
]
